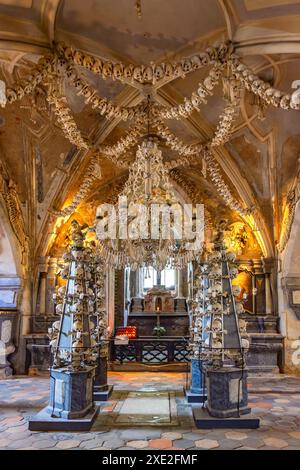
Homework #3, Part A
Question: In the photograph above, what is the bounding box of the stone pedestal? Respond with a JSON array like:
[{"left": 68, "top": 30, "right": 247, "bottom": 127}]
[
  {"left": 206, "top": 367, "right": 251, "bottom": 418},
  {"left": 29, "top": 366, "right": 99, "bottom": 431},
  {"left": 239, "top": 314, "right": 283, "bottom": 373},
  {"left": 185, "top": 357, "right": 207, "bottom": 403},
  {"left": 0, "top": 309, "right": 18, "bottom": 379},
  {"left": 93, "top": 346, "right": 113, "bottom": 401}
]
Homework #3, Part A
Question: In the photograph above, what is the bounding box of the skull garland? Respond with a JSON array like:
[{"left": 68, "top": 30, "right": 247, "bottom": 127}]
[
  {"left": 188, "top": 260, "right": 209, "bottom": 360},
  {"left": 50, "top": 221, "right": 98, "bottom": 370},
  {"left": 88, "top": 247, "right": 109, "bottom": 348},
  {"left": 56, "top": 41, "right": 231, "bottom": 85}
]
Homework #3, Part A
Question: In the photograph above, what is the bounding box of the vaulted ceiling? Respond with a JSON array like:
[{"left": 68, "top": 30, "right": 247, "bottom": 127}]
[{"left": 0, "top": 0, "right": 300, "bottom": 263}]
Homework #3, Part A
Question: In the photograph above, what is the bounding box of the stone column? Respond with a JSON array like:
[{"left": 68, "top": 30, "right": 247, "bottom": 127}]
[
  {"left": 135, "top": 268, "right": 142, "bottom": 297},
  {"left": 37, "top": 256, "right": 49, "bottom": 315},
  {"left": 252, "top": 259, "right": 265, "bottom": 314},
  {"left": 20, "top": 275, "right": 32, "bottom": 335},
  {"left": 106, "top": 267, "right": 115, "bottom": 334},
  {"left": 262, "top": 257, "right": 275, "bottom": 315},
  {"left": 176, "top": 269, "right": 183, "bottom": 298},
  {"left": 46, "top": 257, "right": 58, "bottom": 316}
]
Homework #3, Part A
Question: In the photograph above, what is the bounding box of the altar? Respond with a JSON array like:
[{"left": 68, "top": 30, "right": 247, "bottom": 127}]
[{"left": 127, "top": 285, "right": 189, "bottom": 337}]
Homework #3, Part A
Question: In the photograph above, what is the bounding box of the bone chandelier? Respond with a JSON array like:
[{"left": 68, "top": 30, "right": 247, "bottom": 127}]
[
  {"left": 96, "top": 137, "right": 204, "bottom": 270},
  {"left": 2, "top": 41, "right": 300, "bottom": 219}
]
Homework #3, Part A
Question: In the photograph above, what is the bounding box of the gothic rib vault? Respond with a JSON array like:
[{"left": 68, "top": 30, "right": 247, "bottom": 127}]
[{"left": 0, "top": 1, "right": 300, "bottom": 317}]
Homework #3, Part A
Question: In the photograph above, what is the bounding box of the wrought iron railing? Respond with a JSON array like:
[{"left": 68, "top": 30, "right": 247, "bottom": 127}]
[{"left": 110, "top": 337, "right": 189, "bottom": 364}]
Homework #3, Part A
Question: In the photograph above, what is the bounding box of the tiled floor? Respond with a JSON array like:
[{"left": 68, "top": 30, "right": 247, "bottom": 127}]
[{"left": 0, "top": 372, "right": 300, "bottom": 450}]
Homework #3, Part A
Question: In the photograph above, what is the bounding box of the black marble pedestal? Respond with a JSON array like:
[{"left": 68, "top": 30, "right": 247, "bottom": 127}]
[
  {"left": 93, "top": 348, "right": 113, "bottom": 401},
  {"left": 29, "top": 366, "right": 99, "bottom": 431},
  {"left": 28, "top": 406, "right": 99, "bottom": 431},
  {"left": 206, "top": 367, "right": 250, "bottom": 418},
  {"left": 193, "top": 406, "right": 260, "bottom": 429}
]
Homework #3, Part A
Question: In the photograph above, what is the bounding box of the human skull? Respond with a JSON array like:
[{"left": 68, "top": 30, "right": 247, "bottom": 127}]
[
  {"left": 154, "top": 65, "right": 164, "bottom": 83},
  {"left": 74, "top": 283, "right": 84, "bottom": 295},
  {"left": 281, "top": 94, "right": 291, "bottom": 109},
  {"left": 184, "top": 98, "right": 193, "bottom": 114},
  {"left": 16, "top": 87, "right": 25, "bottom": 100},
  {"left": 73, "top": 51, "right": 84, "bottom": 66},
  {"left": 133, "top": 66, "right": 143, "bottom": 83},
  {"left": 73, "top": 319, "right": 83, "bottom": 331},
  {"left": 143, "top": 66, "right": 153, "bottom": 83},
  {"left": 191, "top": 55, "right": 202, "bottom": 70},
  {"left": 65, "top": 66, "right": 76, "bottom": 79},
  {"left": 229, "top": 267, "right": 239, "bottom": 279},
  {"left": 209, "top": 251, "right": 222, "bottom": 262},
  {"left": 226, "top": 251, "right": 236, "bottom": 262},
  {"left": 124, "top": 64, "right": 134, "bottom": 80},
  {"left": 197, "top": 84, "right": 208, "bottom": 98},
  {"left": 92, "top": 59, "right": 103, "bottom": 74},
  {"left": 113, "top": 63, "right": 124, "bottom": 81},
  {"left": 23, "top": 82, "right": 33, "bottom": 94},
  {"left": 83, "top": 55, "right": 94, "bottom": 69},
  {"left": 72, "top": 339, "right": 83, "bottom": 353},
  {"left": 87, "top": 287, "right": 94, "bottom": 297},
  {"left": 53, "top": 320, "right": 61, "bottom": 331},
  {"left": 73, "top": 301, "right": 84, "bottom": 315},
  {"left": 204, "top": 76, "right": 214, "bottom": 91},
  {"left": 232, "top": 285, "right": 241, "bottom": 297},
  {"left": 75, "top": 266, "right": 84, "bottom": 278},
  {"left": 199, "top": 52, "right": 210, "bottom": 66},
  {"left": 212, "top": 303, "right": 222, "bottom": 314},
  {"left": 73, "top": 251, "right": 84, "bottom": 261},
  {"left": 6, "top": 89, "right": 17, "bottom": 103},
  {"left": 218, "top": 43, "right": 229, "bottom": 60},
  {"left": 56, "top": 303, "right": 63, "bottom": 315},
  {"left": 212, "top": 318, "right": 222, "bottom": 332},
  {"left": 102, "top": 62, "right": 113, "bottom": 79},
  {"left": 63, "top": 47, "right": 74, "bottom": 61},
  {"left": 270, "top": 90, "right": 283, "bottom": 107},
  {"left": 164, "top": 62, "right": 173, "bottom": 78},
  {"left": 173, "top": 63, "right": 184, "bottom": 78},
  {"left": 241, "top": 338, "right": 250, "bottom": 350},
  {"left": 182, "top": 58, "right": 192, "bottom": 74},
  {"left": 236, "top": 302, "right": 244, "bottom": 314}
]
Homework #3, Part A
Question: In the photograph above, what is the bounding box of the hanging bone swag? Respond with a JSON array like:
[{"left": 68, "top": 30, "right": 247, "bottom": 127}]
[{"left": 3, "top": 41, "right": 300, "bottom": 218}]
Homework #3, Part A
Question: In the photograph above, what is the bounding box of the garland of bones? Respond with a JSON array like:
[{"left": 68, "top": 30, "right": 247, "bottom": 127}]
[{"left": 3, "top": 41, "right": 300, "bottom": 220}]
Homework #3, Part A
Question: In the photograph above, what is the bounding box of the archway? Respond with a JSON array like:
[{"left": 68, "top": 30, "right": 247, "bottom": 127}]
[
  {"left": 0, "top": 203, "right": 21, "bottom": 378},
  {"left": 278, "top": 200, "right": 300, "bottom": 373}
]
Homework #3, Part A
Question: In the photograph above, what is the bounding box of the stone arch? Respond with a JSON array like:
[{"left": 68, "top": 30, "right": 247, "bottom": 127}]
[
  {"left": 278, "top": 200, "right": 300, "bottom": 373},
  {"left": 0, "top": 202, "right": 21, "bottom": 308}
]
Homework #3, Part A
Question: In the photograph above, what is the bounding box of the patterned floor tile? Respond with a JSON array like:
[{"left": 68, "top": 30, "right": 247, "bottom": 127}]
[
  {"left": 195, "top": 439, "right": 219, "bottom": 449},
  {"left": 263, "top": 437, "right": 288, "bottom": 448},
  {"left": 161, "top": 432, "right": 183, "bottom": 440},
  {"left": 173, "top": 439, "right": 194, "bottom": 449},
  {"left": 149, "top": 438, "right": 173, "bottom": 449},
  {"left": 225, "top": 431, "right": 248, "bottom": 440},
  {"left": 127, "top": 440, "right": 149, "bottom": 448},
  {"left": 56, "top": 440, "right": 81, "bottom": 449},
  {"left": 0, "top": 373, "right": 300, "bottom": 450}
]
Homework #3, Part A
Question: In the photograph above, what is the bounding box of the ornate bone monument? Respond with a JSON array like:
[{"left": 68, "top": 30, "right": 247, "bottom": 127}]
[{"left": 29, "top": 221, "right": 99, "bottom": 431}]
